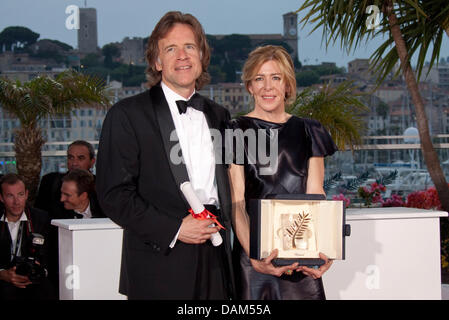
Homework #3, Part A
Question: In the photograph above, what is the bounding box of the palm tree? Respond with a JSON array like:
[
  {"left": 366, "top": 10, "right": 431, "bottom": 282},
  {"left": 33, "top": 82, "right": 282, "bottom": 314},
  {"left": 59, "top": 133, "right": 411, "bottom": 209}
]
[
  {"left": 297, "top": 0, "right": 449, "bottom": 211},
  {"left": 0, "top": 70, "right": 110, "bottom": 202},
  {"left": 288, "top": 81, "right": 369, "bottom": 151}
]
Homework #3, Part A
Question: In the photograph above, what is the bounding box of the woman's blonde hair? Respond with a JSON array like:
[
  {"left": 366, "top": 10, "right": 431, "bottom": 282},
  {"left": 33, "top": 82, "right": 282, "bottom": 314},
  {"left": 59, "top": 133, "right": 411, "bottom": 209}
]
[{"left": 242, "top": 45, "right": 297, "bottom": 105}]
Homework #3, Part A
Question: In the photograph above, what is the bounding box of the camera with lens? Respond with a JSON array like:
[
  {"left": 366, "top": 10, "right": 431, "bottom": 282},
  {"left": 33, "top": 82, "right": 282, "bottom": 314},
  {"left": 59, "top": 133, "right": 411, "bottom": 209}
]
[{"left": 14, "top": 233, "right": 48, "bottom": 283}]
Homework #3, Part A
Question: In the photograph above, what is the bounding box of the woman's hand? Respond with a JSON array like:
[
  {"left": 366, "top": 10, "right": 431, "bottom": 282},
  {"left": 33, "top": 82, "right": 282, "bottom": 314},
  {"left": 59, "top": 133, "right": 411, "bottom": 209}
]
[
  {"left": 296, "top": 252, "right": 333, "bottom": 279},
  {"left": 250, "top": 249, "right": 299, "bottom": 277}
]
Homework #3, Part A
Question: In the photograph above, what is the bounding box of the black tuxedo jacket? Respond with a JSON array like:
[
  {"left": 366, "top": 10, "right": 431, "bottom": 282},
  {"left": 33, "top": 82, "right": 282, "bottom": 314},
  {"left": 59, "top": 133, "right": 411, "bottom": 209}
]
[
  {"left": 36, "top": 172, "right": 105, "bottom": 296},
  {"left": 96, "top": 85, "right": 235, "bottom": 299},
  {"left": 35, "top": 172, "right": 67, "bottom": 220},
  {"left": 0, "top": 207, "right": 50, "bottom": 270},
  {"left": 66, "top": 193, "right": 106, "bottom": 219},
  {"left": 35, "top": 172, "right": 105, "bottom": 219},
  {"left": 0, "top": 207, "right": 57, "bottom": 299}
]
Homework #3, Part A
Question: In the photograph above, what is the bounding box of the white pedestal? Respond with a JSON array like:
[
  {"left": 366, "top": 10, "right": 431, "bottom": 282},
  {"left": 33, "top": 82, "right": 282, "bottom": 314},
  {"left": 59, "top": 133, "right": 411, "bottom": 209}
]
[
  {"left": 52, "top": 208, "right": 447, "bottom": 300},
  {"left": 51, "top": 218, "right": 126, "bottom": 300},
  {"left": 323, "top": 207, "right": 448, "bottom": 300}
]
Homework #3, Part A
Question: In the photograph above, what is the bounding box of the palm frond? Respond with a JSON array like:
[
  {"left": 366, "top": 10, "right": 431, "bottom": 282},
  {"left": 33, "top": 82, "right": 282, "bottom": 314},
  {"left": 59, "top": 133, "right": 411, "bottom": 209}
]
[
  {"left": 297, "top": 0, "right": 449, "bottom": 83},
  {"left": 288, "top": 81, "right": 369, "bottom": 151},
  {"left": 0, "top": 71, "right": 111, "bottom": 126},
  {"left": 341, "top": 171, "right": 370, "bottom": 191},
  {"left": 376, "top": 169, "right": 398, "bottom": 185},
  {"left": 0, "top": 70, "right": 111, "bottom": 202},
  {"left": 286, "top": 212, "right": 311, "bottom": 249},
  {"left": 324, "top": 171, "right": 343, "bottom": 192}
]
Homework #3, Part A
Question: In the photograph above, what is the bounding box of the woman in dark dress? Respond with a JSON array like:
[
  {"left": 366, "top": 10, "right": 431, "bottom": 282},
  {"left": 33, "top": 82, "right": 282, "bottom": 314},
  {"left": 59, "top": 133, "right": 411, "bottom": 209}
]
[{"left": 228, "top": 45, "right": 338, "bottom": 300}]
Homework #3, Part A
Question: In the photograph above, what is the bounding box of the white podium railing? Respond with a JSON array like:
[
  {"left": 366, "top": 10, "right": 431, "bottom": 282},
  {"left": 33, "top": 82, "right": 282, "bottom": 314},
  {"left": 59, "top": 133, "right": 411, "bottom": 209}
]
[
  {"left": 51, "top": 218, "right": 126, "bottom": 300},
  {"left": 324, "top": 207, "right": 447, "bottom": 299},
  {"left": 52, "top": 207, "right": 448, "bottom": 300}
]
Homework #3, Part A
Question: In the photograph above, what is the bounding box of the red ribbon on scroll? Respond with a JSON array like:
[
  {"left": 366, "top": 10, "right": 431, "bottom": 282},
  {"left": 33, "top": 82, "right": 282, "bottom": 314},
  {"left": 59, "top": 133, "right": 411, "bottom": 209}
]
[{"left": 188, "top": 208, "right": 226, "bottom": 230}]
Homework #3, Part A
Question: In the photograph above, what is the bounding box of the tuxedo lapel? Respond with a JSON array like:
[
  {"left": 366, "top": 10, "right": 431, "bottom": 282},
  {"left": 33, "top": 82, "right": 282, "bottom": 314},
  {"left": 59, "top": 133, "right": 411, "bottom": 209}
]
[
  {"left": 201, "top": 99, "right": 231, "bottom": 218},
  {"left": 0, "top": 221, "right": 12, "bottom": 267},
  {"left": 0, "top": 221, "right": 12, "bottom": 246},
  {"left": 151, "top": 85, "right": 190, "bottom": 209}
]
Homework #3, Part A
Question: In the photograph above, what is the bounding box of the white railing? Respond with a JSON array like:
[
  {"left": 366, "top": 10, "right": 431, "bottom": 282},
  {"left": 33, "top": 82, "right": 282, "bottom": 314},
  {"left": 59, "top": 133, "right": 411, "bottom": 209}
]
[{"left": 349, "top": 134, "right": 449, "bottom": 150}]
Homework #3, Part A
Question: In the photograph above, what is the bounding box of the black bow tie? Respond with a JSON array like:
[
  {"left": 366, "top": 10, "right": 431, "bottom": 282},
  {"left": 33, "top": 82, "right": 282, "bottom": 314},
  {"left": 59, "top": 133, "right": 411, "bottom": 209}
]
[
  {"left": 175, "top": 93, "right": 205, "bottom": 114},
  {"left": 73, "top": 212, "right": 83, "bottom": 219}
]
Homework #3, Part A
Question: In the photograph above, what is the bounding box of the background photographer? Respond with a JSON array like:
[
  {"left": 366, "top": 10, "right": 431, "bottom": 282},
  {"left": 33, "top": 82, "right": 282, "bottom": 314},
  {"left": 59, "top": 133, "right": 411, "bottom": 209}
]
[{"left": 0, "top": 174, "right": 55, "bottom": 300}]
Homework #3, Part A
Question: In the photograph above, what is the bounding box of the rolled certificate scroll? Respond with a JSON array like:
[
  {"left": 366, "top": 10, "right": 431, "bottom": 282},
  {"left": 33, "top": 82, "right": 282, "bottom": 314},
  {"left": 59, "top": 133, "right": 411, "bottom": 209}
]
[{"left": 180, "top": 181, "right": 223, "bottom": 247}]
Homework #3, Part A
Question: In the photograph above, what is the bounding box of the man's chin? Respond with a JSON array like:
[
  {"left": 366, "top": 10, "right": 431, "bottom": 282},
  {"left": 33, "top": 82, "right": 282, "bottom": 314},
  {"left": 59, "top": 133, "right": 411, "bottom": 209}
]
[{"left": 11, "top": 211, "right": 24, "bottom": 217}]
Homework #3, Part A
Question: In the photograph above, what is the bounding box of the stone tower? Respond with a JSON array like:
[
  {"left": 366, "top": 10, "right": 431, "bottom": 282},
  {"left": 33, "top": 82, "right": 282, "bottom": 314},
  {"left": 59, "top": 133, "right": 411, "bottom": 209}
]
[
  {"left": 283, "top": 12, "right": 298, "bottom": 62},
  {"left": 78, "top": 8, "right": 98, "bottom": 53}
]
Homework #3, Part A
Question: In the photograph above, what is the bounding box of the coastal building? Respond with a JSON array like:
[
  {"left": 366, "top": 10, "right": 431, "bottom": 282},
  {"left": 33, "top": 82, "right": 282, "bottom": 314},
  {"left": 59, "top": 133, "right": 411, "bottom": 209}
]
[
  {"left": 348, "top": 59, "right": 374, "bottom": 82},
  {"left": 78, "top": 8, "right": 98, "bottom": 53},
  {"left": 119, "top": 37, "right": 146, "bottom": 66},
  {"left": 422, "top": 64, "right": 449, "bottom": 90},
  {"left": 198, "top": 82, "right": 252, "bottom": 114},
  {"left": 0, "top": 81, "right": 143, "bottom": 174},
  {"left": 213, "top": 12, "right": 299, "bottom": 62}
]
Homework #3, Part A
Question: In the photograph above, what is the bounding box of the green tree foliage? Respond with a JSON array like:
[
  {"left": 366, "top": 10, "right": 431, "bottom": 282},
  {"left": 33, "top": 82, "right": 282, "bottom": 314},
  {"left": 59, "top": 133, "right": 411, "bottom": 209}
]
[
  {"left": 376, "top": 99, "right": 389, "bottom": 119},
  {"left": 206, "top": 34, "right": 298, "bottom": 83},
  {"left": 81, "top": 53, "right": 103, "bottom": 68},
  {"left": 296, "top": 64, "right": 345, "bottom": 86},
  {"left": 297, "top": 0, "right": 449, "bottom": 211},
  {"left": 102, "top": 43, "right": 121, "bottom": 69},
  {"left": 0, "top": 26, "right": 39, "bottom": 51},
  {"left": 79, "top": 46, "right": 145, "bottom": 86},
  {"left": 296, "top": 70, "right": 320, "bottom": 87},
  {"left": 207, "top": 34, "right": 252, "bottom": 83},
  {"left": 43, "top": 39, "right": 73, "bottom": 51},
  {"left": 288, "top": 81, "right": 369, "bottom": 151},
  {"left": 27, "top": 39, "right": 74, "bottom": 65},
  {"left": 0, "top": 71, "right": 110, "bottom": 201}
]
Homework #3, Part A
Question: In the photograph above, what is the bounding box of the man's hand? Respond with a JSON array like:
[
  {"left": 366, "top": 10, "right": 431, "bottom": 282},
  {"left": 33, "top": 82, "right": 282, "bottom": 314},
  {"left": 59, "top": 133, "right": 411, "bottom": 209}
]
[
  {"left": 0, "top": 267, "right": 32, "bottom": 288},
  {"left": 178, "top": 214, "right": 220, "bottom": 244}
]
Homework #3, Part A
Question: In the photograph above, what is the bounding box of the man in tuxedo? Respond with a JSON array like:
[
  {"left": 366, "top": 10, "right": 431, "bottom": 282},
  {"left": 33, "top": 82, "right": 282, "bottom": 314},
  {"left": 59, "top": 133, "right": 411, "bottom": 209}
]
[
  {"left": 35, "top": 140, "right": 96, "bottom": 220},
  {"left": 35, "top": 140, "right": 100, "bottom": 297},
  {"left": 60, "top": 169, "right": 105, "bottom": 219},
  {"left": 96, "top": 11, "right": 235, "bottom": 299},
  {"left": 0, "top": 174, "right": 55, "bottom": 300}
]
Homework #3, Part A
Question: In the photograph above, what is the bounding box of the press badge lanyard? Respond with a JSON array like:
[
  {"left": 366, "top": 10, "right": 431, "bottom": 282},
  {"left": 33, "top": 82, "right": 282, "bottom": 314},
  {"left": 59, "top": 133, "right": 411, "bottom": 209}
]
[
  {"left": 2, "top": 214, "right": 32, "bottom": 261},
  {"left": 11, "top": 222, "right": 24, "bottom": 260}
]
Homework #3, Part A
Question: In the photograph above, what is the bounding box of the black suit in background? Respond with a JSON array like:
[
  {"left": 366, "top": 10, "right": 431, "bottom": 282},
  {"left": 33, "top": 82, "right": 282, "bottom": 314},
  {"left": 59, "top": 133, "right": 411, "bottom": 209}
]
[
  {"left": 35, "top": 172, "right": 105, "bottom": 297},
  {"left": 35, "top": 172, "right": 105, "bottom": 219},
  {"left": 96, "top": 85, "right": 235, "bottom": 299},
  {"left": 35, "top": 172, "right": 67, "bottom": 220},
  {"left": 0, "top": 207, "right": 56, "bottom": 300},
  {"left": 0, "top": 175, "right": 4, "bottom": 215},
  {"left": 64, "top": 193, "right": 106, "bottom": 219}
]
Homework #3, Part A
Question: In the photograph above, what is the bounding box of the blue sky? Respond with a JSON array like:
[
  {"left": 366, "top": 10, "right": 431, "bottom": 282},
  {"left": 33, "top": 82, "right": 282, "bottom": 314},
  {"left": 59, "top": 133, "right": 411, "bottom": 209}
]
[{"left": 1, "top": 0, "right": 448, "bottom": 68}]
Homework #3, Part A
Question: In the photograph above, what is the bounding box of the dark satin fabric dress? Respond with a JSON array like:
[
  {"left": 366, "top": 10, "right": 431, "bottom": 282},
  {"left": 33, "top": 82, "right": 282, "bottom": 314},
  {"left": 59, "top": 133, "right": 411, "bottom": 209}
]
[{"left": 231, "top": 115, "right": 338, "bottom": 300}]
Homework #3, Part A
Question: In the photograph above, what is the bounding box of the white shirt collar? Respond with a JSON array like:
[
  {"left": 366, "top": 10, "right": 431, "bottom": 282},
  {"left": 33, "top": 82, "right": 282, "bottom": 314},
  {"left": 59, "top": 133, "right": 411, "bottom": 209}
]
[
  {"left": 161, "top": 82, "right": 195, "bottom": 106},
  {"left": 160, "top": 81, "right": 219, "bottom": 207},
  {"left": 1, "top": 212, "right": 27, "bottom": 224},
  {"left": 74, "top": 202, "right": 92, "bottom": 219}
]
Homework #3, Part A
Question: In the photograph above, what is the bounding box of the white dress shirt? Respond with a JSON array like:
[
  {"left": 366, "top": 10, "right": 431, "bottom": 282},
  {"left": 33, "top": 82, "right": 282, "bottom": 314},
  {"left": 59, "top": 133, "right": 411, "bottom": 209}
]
[
  {"left": 161, "top": 82, "right": 219, "bottom": 247},
  {"left": 1, "top": 212, "right": 28, "bottom": 259},
  {"left": 161, "top": 82, "right": 219, "bottom": 206},
  {"left": 74, "top": 202, "right": 92, "bottom": 219}
]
